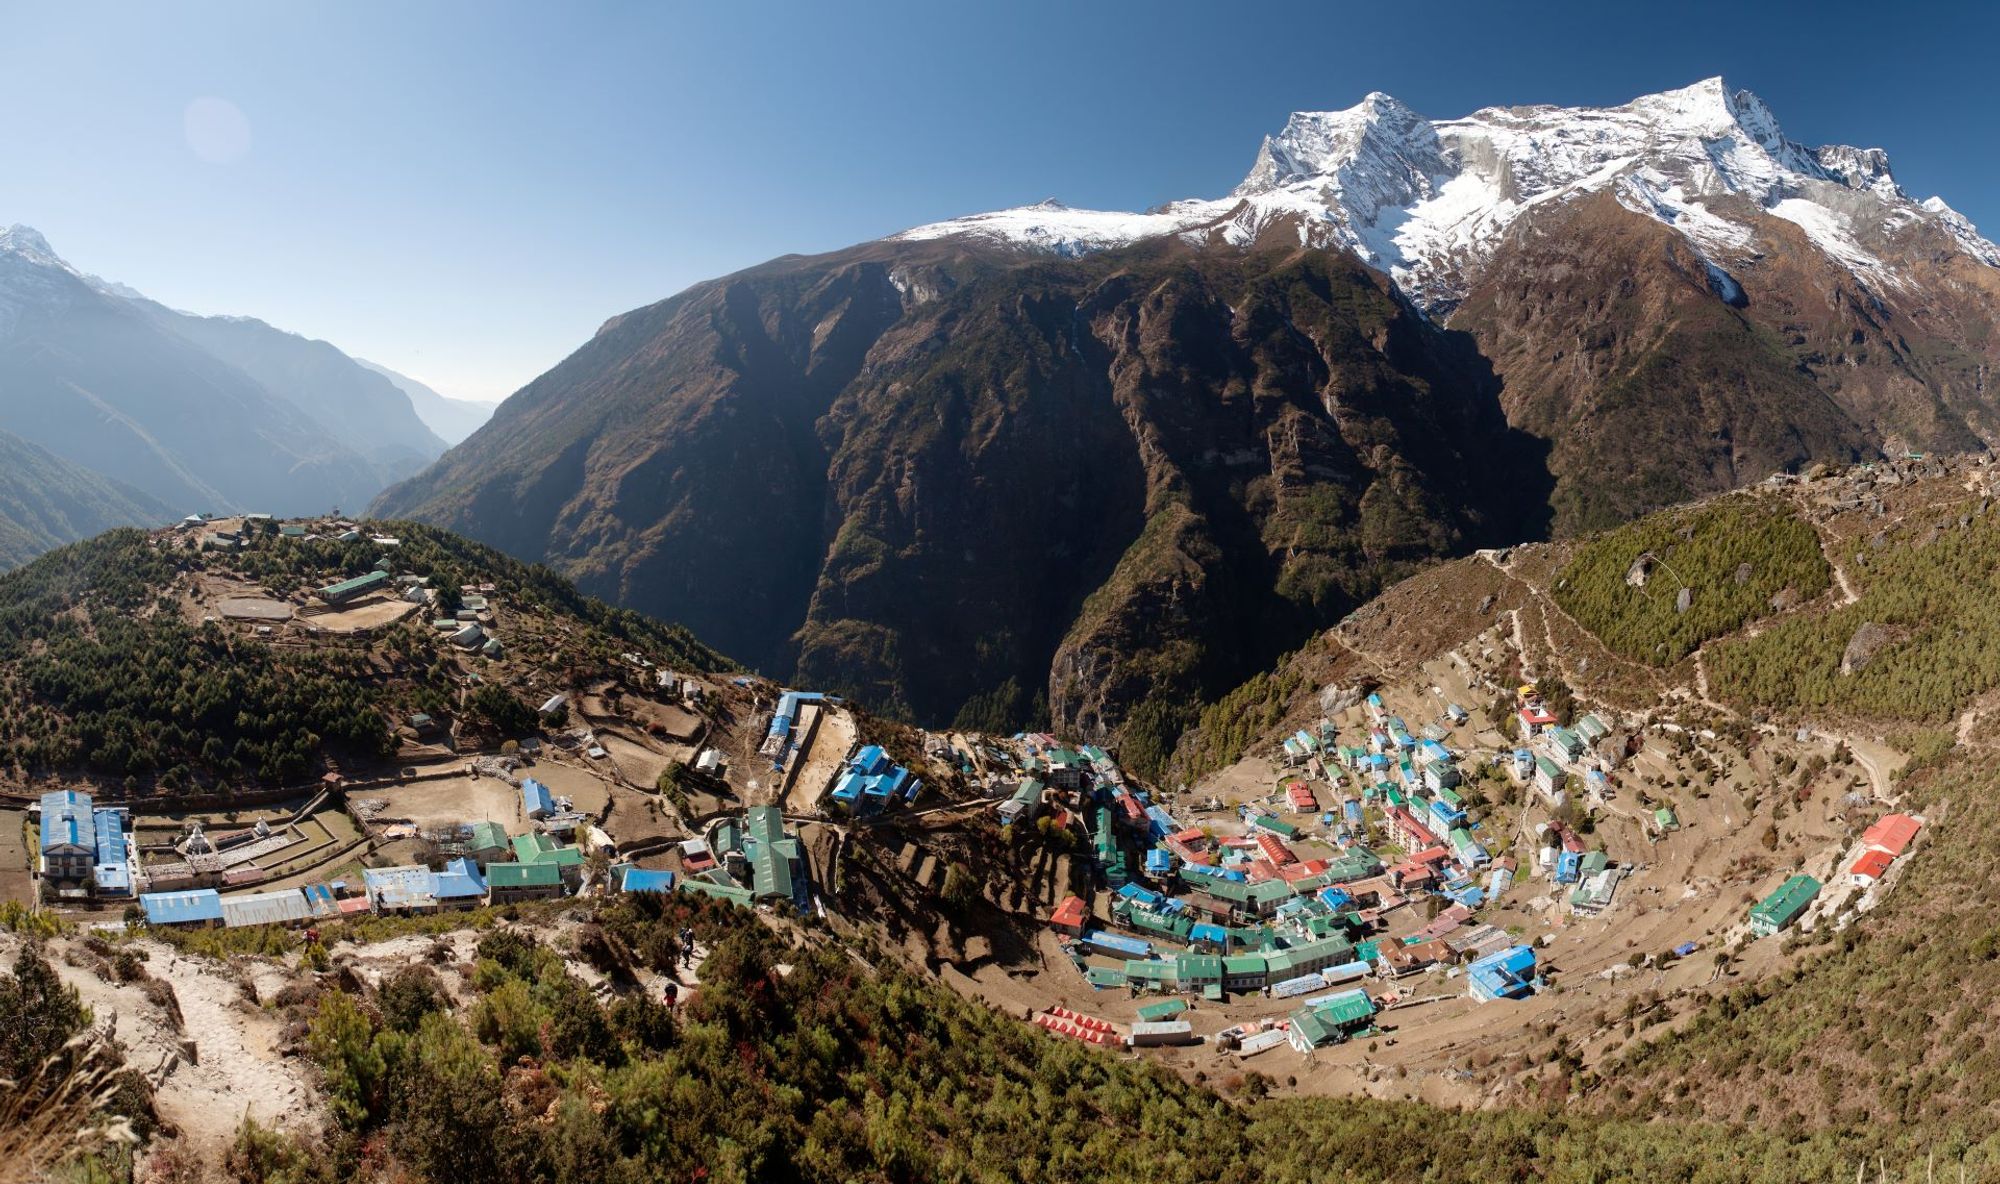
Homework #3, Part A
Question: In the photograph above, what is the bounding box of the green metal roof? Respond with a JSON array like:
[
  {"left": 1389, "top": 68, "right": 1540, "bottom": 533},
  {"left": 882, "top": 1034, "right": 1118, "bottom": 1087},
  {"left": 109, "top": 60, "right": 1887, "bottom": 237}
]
[
  {"left": 513, "top": 832, "right": 584, "bottom": 868},
  {"left": 1173, "top": 953, "right": 1223, "bottom": 982},
  {"left": 1222, "top": 954, "right": 1268, "bottom": 975},
  {"left": 1288, "top": 1006, "right": 1342, "bottom": 1048},
  {"left": 678, "top": 878, "right": 756, "bottom": 907},
  {"left": 1264, "top": 936, "right": 1355, "bottom": 978},
  {"left": 1751, "top": 874, "right": 1820, "bottom": 925},
  {"left": 1122, "top": 960, "right": 1176, "bottom": 983},
  {"left": 1309, "top": 988, "right": 1377, "bottom": 1026},
  {"left": 467, "top": 821, "right": 509, "bottom": 850},
  {"left": 318, "top": 569, "right": 390, "bottom": 599},
  {"left": 486, "top": 861, "right": 561, "bottom": 888},
  {"left": 1137, "top": 998, "right": 1190, "bottom": 1022}
]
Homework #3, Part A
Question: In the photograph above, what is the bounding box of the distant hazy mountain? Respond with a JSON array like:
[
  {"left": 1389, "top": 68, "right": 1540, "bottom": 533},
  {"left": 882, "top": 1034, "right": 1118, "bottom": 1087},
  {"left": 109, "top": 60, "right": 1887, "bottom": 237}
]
[
  {"left": 354, "top": 358, "right": 497, "bottom": 445},
  {"left": 140, "top": 306, "right": 447, "bottom": 480},
  {"left": 0, "top": 426, "right": 172, "bottom": 569},
  {"left": 0, "top": 223, "right": 442, "bottom": 515}
]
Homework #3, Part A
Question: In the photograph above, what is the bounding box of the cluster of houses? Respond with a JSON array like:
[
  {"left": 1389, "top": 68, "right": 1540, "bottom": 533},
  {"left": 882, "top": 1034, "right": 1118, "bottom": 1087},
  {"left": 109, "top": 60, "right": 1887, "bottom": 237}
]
[
  {"left": 1743, "top": 813, "right": 1923, "bottom": 939},
  {"left": 830, "top": 745, "right": 922, "bottom": 813},
  {"left": 1510, "top": 692, "right": 1623, "bottom": 810},
  {"left": 427, "top": 585, "right": 504, "bottom": 658},
  {"left": 132, "top": 789, "right": 608, "bottom": 928},
  {"left": 670, "top": 805, "right": 810, "bottom": 910},
  {"left": 1024, "top": 701, "right": 1554, "bottom": 1051},
  {"left": 1847, "top": 812, "right": 1921, "bottom": 889}
]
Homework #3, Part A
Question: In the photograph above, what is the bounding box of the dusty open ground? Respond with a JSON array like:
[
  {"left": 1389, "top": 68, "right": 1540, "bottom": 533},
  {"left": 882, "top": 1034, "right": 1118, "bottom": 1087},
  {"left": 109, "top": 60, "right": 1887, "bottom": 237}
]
[
  {"left": 352, "top": 773, "right": 519, "bottom": 831},
  {"left": 299, "top": 594, "right": 421, "bottom": 633},
  {"left": 214, "top": 596, "right": 294, "bottom": 622},
  {"left": 596, "top": 732, "right": 675, "bottom": 789},
  {"left": 0, "top": 808, "right": 28, "bottom": 900},
  {"left": 521, "top": 761, "right": 614, "bottom": 816},
  {"left": 784, "top": 704, "right": 858, "bottom": 814}
]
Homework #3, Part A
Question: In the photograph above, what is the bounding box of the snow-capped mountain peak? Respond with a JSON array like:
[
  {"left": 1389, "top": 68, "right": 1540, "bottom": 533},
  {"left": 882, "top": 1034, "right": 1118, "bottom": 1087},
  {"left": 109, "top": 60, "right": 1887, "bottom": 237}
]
[
  {"left": 893, "top": 79, "right": 1997, "bottom": 312},
  {"left": 0, "top": 224, "right": 65, "bottom": 269}
]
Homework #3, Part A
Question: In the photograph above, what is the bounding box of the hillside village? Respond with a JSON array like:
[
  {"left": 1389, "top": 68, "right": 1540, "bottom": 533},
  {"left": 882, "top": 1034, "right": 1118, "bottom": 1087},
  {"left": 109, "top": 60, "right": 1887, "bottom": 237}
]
[{"left": 0, "top": 453, "right": 1976, "bottom": 1149}]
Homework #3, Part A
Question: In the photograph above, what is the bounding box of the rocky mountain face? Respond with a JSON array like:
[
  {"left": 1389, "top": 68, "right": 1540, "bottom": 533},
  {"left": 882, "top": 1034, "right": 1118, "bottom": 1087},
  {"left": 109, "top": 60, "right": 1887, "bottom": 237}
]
[
  {"left": 901, "top": 79, "right": 2000, "bottom": 534},
  {"left": 0, "top": 225, "right": 445, "bottom": 518},
  {"left": 375, "top": 240, "right": 1550, "bottom": 764},
  {"left": 376, "top": 78, "right": 2000, "bottom": 756}
]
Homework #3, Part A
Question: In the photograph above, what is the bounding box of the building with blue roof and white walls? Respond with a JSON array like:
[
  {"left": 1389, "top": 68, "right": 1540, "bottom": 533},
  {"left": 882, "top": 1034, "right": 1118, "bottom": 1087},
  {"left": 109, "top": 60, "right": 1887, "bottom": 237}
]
[
  {"left": 1468, "top": 945, "right": 1539, "bottom": 1002},
  {"left": 431, "top": 858, "right": 489, "bottom": 909},
  {"left": 91, "top": 808, "right": 132, "bottom": 897},
  {"left": 38, "top": 790, "right": 96, "bottom": 886},
  {"left": 521, "top": 778, "right": 554, "bottom": 820}
]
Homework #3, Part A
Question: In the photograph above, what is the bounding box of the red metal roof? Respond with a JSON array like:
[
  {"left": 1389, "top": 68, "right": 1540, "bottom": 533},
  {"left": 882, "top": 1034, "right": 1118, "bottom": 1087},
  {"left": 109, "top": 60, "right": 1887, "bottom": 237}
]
[
  {"left": 1861, "top": 813, "right": 1920, "bottom": 856},
  {"left": 1287, "top": 783, "right": 1317, "bottom": 810},
  {"left": 1849, "top": 849, "right": 1894, "bottom": 881},
  {"left": 1385, "top": 806, "right": 1440, "bottom": 849},
  {"left": 1255, "top": 833, "right": 1297, "bottom": 866},
  {"left": 1049, "top": 895, "right": 1088, "bottom": 929}
]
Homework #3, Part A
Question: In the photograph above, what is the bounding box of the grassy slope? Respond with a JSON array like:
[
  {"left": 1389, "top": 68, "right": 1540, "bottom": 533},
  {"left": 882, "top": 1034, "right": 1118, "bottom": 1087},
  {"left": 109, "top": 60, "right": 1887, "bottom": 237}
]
[{"left": 1552, "top": 496, "right": 1831, "bottom": 666}]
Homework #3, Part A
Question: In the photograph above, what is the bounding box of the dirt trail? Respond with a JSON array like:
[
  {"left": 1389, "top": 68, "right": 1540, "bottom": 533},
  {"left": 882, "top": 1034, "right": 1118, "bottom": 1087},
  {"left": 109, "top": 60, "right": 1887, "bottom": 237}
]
[{"left": 40, "top": 939, "right": 321, "bottom": 1147}]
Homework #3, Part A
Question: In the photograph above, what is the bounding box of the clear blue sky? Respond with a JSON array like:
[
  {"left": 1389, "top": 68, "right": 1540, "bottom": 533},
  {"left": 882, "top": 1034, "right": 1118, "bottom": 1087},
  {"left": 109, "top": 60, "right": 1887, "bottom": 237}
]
[{"left": 3, "top": 0, "right": 1994, "bottom": 400}]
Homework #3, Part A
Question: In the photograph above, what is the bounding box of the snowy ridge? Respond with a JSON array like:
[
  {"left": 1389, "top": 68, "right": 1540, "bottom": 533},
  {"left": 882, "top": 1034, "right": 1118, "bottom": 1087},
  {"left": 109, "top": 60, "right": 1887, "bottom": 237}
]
[{"left": 893, "top": 78, "right": 2000, "bottom": 311}]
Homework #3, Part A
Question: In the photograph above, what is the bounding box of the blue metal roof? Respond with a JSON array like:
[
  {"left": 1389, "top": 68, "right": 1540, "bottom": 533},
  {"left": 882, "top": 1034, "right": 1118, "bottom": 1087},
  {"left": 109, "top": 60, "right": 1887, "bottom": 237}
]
[
  {"left": 141, "top": 889, "right": 223, "bottom": 926},
  {"left": 432, "top": 857, "right": 487, "bottom": 900},
  {"left": 620, "top": 867, "right": 677, "bottom": 893},
  {"left": 364, "top": 866, "right": 438, "bottom": 910},
  {"left": 1081, "top": 929, "right": 1153, "bottom": 957},
  {"left": 39, "top": 790, "right": 95, "bottom": 855},
  {"left": 521, "top": 779, "right": 553, "bottom": 816}
]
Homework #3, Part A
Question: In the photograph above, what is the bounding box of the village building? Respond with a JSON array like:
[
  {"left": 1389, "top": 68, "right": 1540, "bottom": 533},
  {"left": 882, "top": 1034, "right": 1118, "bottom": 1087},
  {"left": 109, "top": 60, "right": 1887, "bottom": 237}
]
[
  {"left": 466, "top": 821, "right": 511, "bottom": 868},
  {"left": 1287, "top": 988, "right": 1377, "bottom": 1051},
  {"left": 317, "top": 570, "right": 391, "bottom": 605},
  {"left": 1533, "top": 756, "right": 1565, "bottom": 803},
  {"left": 364, "top": 866, "right": 441, "bottom": 912},
  {"left": 139, "top": 888, "right": 224, "bottom": 928},
  {"left": 1467, "top": 945, "right": 1538, "bottom": 1002},
  {"left": 219, "top": 889, "right": 314, "bottom": 928},
  {"left": 512, "top": 832, "right": 585, "bottom": 886},
  {"left": 1849, "top": 849, "right": 1893, "bottom": 888},
  {"left": 486, "top": 861, "right": 565, "bottom": 904},
  {"left": 616, "top": 867, "right": 677, "bottom": 894},
  {"left": 521, "top": 778, "right": 554, "bottom": 820},
  {"left": 1750, "top": 874, "right": 1821, "bottom": 936},
  {"left": 1545, "top": 726, "right": 1586, "bottom": 762},
  {"left": 38, "top": 789, "right": 95, "bottom": 886}
]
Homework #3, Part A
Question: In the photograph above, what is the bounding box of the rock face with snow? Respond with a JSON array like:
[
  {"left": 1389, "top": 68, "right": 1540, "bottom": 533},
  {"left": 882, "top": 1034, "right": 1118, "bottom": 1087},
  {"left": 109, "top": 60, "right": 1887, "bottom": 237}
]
[
  {"left": 377, "top": 77, "right": 2000, "bottom": 752},
  {"left": 899, "top": 78, "right": 1998, "bottom": 314},
  {"left": 906, "top": 78, "right": 2000, "bottom": 531}
]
